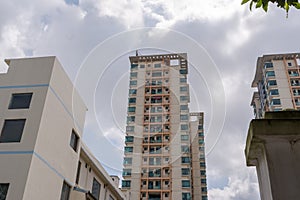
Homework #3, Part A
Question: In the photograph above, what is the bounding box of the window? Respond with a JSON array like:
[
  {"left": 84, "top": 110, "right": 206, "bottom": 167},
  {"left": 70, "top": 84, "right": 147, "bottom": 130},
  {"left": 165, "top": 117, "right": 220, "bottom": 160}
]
[
  {"left": 199, "top": 139, "right": 205, "bottom": 144},
  {"left": 180, "top": 105, "right": 188, "bottom": 110},
  {"left": 180, "top": 96, "right": 188, "bottom": 102},
  {"left": 127, "top": 116, "right": 135, "bottom": 123},
  {"left": 200, "top": 162, "right": 206, "bottom": 167},
  {"left": 288, "top": 62, "right": 292, "bottom": 66},
  {"left": 9, "top": 93, "right": 33, "bottom": 109},
  {"left": 154, "top": 63, "right": 161, "bottom": 68},
  {"left": 0, "top": 119, "right": 26, "bottom": 143},
  {"left": 181, "top": 157, "right": 190, "bottom": 164},
  {"left": 124, "top": 147, "right": 133, "bottom": 153},
  {"left": 122, "top": 180, "right": 131, "bottom": 188},
  {"left": 269, "top": 89, "right": 279, "bottom": 96},
  {"left": 126, "top": 126, "right": 134, "bottom": 132},
  {"left": 200, "top": 170, "right": 206, "bottom": 176},
  {"left": 130, "top": 80, "right": 137, "bottom": 86},
  {"left": 267, "top": 80, "right": 277, "bottom": 87},
  {"left": 201, "top": 187, "right": 207, "bottom": 192},
  {"left": 271, "top": 99, "right": 281, "bottom": 105},
  {"left": 130, "top": 72, "right": 137, "bottom": 78},
  {"left": 264, "top": 62, "right": 273, "bottom": 68},
  {"left": 122, "top": 169, "right": 132, "bottom": 176},
  {"left": 92, "top": 178, "right": 101, "bottom": 200},
  {"left": 180, "top": 69, "right": 187, "bottom": 74},
  {"left": 198, "top": 125, "right": 203, "bottom": 130},
  {"left": 75, "top": 161, "right": 81, "bottom": 184},
  {"left": 180, "top": 86, "right": 188, "bottom": 92},
  {"left": 128, "top": 107, "right": 136, "bottom": 113},
  {"left": 152, "top": 72, "right": 162, "bottom": 77},
  {"left": 181, "top": 124, "right": 188, "bottom": 130},
  {"left": 140, "top": 64, "right": 145, "bottom": 68},
  {"left": 198, "top": 132, "right": 204, "bottom": 137},
  {"left": 181, "top": 135, "right": 189, "bottom": 141},
  {"left": 201, "top": 179, "right": 207, "bottom": 184},
  {"left": 0, "top": 183, "right": 9, "bottom": 200},
  {"left": 180, "top": 78, "right": 187, "bottom": 83},
  {"left": 180, "top": 115, "right": 188, "bottom": 121},
  {"left": 70, "top": 130, "right": 79, "bottom": 152},
  {"left": 131, "top": 63, "right": 138, "bottom": 69},
  {"left": 128, "top": 98, "right": 136, "bottom": 103},
  {"left": 125, "top": 136, "right": 134, "bottom": 143},
  {"left": 265, "top": 71, "right": 275, "bottom": 77},
  {"left": 182, "top": 192, "right": 191, "bottom": 200},
  {"left": 181, "top": 168, "right": 190, "bottom": 176},
  {"left": 181, "top": 145, "right": 190, "bottom": 153},
  {"left": 182, "top": 180, "right": 190, "bottom": 188},
  {"left": 123, "top": 157, "right": 132, "bottom": 165},
  {"left": 60, "top": 181, "right": 71, "bottom": 200},
  {"left": 129, "top": 89, "right": 137, "bottom": 95}
]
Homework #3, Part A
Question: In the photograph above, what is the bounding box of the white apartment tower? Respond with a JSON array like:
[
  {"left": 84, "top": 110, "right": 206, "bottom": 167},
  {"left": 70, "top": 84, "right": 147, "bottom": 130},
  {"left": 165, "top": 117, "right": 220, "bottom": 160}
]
[
  {"left": 122, "top": 53, "right": 208, "bottom": 200},
  {"left": 251, "top": 53, "right": 300, "bottom": 118}
]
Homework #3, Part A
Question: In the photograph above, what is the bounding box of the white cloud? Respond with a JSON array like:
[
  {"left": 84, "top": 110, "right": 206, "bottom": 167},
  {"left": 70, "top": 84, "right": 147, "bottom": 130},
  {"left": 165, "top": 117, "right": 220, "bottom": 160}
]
[{"left": 209, "top": 171, "right": 260, "bottom": 200}]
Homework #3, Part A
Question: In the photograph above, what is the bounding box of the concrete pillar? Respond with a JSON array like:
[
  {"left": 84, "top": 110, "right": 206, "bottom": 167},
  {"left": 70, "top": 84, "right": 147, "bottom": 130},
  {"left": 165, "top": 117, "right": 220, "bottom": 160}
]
[{"left": 245, "top": 111, "right": 300, "bottom": 200}]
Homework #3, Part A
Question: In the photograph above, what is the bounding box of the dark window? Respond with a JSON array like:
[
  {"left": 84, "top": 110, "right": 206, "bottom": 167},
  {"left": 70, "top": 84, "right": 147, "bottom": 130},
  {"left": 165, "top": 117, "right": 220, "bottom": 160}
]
[
  {"left": 70, "top": 130, "right": 79, "bottom": 152},
  {"left": 92, "top": 178, "right": 101, "bottom": 200},
  {"left": 123, "top": 157, "right": 132, "bottom": 165},
  {"left": 75, "top": 161, "right": 81, "bottom": 184},
  {"left": 181, "top": 168, "right": 190, "bottom": 176},
  {"left": 0, "top": 119, "right": 26, "bottom": 143},
  {"left": 182, "top": 180, "right": 190, "bottom": 188},
  {"left": 128, "top": 98, "right": 136, "bottom": 104},
  {"left": 125, "top": 136, "right": 134, "bottom": 143},
  {"left": 180, "top": 105, "right": 188, "bottom": 110},
  {"left": 60, "top": 181, "right": 71, "bottom": 200},
  {"left": 0, "top": 183, "right": 9, "bottom": 200},
  {"left": 9, "top": 93, "right": 32, "bottom": 109},
  {"left": 182, "top": 192, "right": 191, "bottom": 200},
  {"left": 122, "top": 180, "right": 131, "bottom": 188},
  {"left": 124, "top": 147, "right": 133, "bottom": 153},
  {"left": 181, "top": 157, "right": 190, "bottom": 164}
]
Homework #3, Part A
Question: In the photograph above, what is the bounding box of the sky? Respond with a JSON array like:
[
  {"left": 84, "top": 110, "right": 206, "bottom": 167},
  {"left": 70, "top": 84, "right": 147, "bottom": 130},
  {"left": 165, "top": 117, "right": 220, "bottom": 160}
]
[{"left": 0, "top": 0, "right": 300, "bottom": 199}]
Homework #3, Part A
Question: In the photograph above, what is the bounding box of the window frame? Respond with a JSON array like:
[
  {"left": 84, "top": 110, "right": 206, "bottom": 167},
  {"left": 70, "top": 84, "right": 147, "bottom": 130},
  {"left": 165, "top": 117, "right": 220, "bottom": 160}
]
[
  {"left": 60, "top": 181, "right": 71, "bottom": 200},
  {"left": 8, "top": 93, "right": 33, "bottom": 109},
  {"left": 0, "top": 183, "right": 9, "bottom": 200},
  {"left": 0, "top": 119, "right": 26, "bottom": 143},
  {"left": 70, "top": 130, "right": 79, "bottom": 152},
  {"left": 91, "top": 178, "right": 101, "bottom": 200}
]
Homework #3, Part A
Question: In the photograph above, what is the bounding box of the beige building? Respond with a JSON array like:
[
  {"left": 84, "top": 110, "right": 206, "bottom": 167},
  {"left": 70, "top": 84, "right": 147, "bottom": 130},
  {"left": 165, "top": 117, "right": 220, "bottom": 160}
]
[
  {"left": 122, "top": 53, "right": 208, "bottom": 200},
  {"left": 0, "top": 57, "right": 124, "bottom": 200},
  {"left": 251, "top": 53, "right": 300, "bottom": 118}
]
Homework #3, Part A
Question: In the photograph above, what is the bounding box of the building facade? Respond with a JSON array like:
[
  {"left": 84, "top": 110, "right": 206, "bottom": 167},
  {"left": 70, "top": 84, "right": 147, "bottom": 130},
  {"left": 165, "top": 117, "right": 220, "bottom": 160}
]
[
  {"left": 251, "top": 53, "right": 300, "bottom": 118},
  {"left": 121, "top": 53, "right": 208, "bottom": 200},
  {"left": 0, "top": 57, "right": 124, "bottom": 200}
]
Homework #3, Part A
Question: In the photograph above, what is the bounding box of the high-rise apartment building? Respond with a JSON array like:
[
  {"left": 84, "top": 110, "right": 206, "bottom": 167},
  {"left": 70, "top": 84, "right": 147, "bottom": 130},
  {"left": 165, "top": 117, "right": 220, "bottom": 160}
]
[
  {"left": 251, "top": 53, "right": 300, "bottom": 118},
  {"left": 121, "top": 53, "right": 208, "bottom": 200}
]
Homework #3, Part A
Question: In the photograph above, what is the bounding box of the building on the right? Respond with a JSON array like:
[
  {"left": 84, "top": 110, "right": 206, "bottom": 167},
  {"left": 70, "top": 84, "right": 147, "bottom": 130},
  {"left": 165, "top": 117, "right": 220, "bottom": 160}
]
[{"left": 251, "top": 53, "right": 300, "bottom": 118}]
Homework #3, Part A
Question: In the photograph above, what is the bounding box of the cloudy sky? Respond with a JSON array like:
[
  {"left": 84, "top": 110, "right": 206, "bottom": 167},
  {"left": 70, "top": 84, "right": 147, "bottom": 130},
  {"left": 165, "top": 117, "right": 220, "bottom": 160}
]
[{"left": 1, "top": 0, "right": 300, "bottom": 199}]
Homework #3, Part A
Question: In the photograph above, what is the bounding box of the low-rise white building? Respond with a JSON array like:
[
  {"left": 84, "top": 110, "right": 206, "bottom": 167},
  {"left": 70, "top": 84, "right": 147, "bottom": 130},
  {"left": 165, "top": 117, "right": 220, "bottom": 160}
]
[{"left": 0, "top": 56, "right": 124, "bottom": 200}]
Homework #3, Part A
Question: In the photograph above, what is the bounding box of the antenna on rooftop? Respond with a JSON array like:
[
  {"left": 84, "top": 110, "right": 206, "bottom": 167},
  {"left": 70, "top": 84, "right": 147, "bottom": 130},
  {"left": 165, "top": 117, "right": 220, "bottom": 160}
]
[{"left": 136, "top": 50, "right": 139, "bottom": 56}]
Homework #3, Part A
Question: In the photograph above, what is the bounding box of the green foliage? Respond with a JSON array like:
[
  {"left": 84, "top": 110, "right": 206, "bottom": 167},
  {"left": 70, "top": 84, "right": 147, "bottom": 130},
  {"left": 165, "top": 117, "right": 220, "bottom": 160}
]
[{"left": 242, "top": 0, "right": 300, "bottom": 14}]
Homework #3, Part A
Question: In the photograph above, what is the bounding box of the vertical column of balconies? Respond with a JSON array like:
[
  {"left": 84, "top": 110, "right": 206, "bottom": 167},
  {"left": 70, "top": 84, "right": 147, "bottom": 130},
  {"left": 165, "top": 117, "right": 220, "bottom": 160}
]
[
  {"left": 140, "top": 60, "right": 171, "bottom": 200},
  {"left": 122, "top": 62, "right": 139, "bottom": 196},
  {"left": 284, "top": 57, "right": 300, "bottom": 110}
]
